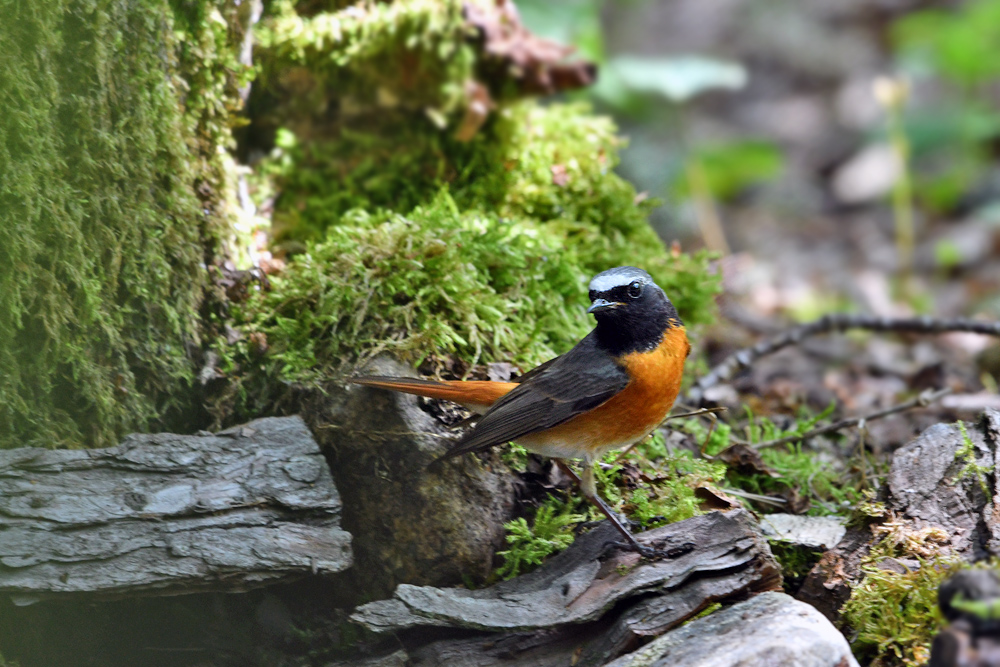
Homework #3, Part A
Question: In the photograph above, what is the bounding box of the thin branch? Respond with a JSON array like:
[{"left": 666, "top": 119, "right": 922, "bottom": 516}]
[
  {"left": 742, "top": 387, "right": 952, "bottom": 450},
  {"left": 721, "top": 488, "right": 787, "bottom": 506},
  {"left": 665, "top": 406, "right": 727, "bottom": 422},
  {"left": 616, "top": 407, "right": 727, "bottom": 461},
  {"left": 685, "top": 314, "right": 1000, "bottom": 405}
]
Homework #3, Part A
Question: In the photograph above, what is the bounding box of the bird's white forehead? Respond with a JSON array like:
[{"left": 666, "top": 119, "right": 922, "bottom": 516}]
[{"left": 589, "top": 272, "right": 647, "bottom": 292}]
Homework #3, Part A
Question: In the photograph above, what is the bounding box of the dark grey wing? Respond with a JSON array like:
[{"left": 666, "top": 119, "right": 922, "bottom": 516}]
[
  {"left": 511, "top": 354, "right": 561, "bottom": 384},
  {"left": 437, "top": 332, "right": 629, "bottom": 460}
]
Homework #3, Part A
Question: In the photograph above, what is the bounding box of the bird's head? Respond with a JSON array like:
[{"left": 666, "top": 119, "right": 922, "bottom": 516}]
[{"left": 587, "top": 266, "right": 682, "bottom": 353}]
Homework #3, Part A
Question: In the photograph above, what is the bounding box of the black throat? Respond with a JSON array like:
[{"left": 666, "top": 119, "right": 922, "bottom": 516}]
[{"left": 594, "top": 303, "right": 679, "bottom": 357}]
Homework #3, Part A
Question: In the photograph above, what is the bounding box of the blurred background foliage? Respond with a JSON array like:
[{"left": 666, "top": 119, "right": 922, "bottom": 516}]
[{"left": 510, "top": 0, "right": 1000, "bottom": 321}]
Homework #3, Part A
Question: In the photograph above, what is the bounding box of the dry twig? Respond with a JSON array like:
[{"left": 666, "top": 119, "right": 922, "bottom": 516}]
[
  {"left": 685, "top": 314, "right": 1000, "bottom": 404},
  {"left": 615, "top": 406, "right": 726, "bottom": 460},
  {"left": 740, "top": 387, "right": 952, "bottom": 450}
]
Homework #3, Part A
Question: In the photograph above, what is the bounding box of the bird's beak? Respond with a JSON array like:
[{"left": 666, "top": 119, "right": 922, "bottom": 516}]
[{"left": 587, "top": 298, "right": 622, "bottom": 314}]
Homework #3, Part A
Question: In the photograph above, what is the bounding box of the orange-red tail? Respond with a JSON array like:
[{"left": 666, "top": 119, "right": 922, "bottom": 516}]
[{"left": 350, "top": 376, "right": 516, "bottom": 412}]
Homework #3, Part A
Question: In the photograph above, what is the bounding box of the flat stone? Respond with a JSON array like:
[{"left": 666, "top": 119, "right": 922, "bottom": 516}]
[
  {"left": 831, "top": 143, "right": 899, "bottom": 205},
  {"left": 605, "top": 591, "right": 859, "bottom": 667},
  {"left": 759, "top": 513, "right": 846, "bottom": 549},
  {"left": 315, "top": 356, "right": 518, "bottom": 598},
  {"left": 0, "top": 416, "right": 351, "bottom": 600},
  {"left": 888, "top": 417, "right": 993, "bottom": 560},
  {"left": 352, "top": 509, "right": 780, "bottom": 635}
]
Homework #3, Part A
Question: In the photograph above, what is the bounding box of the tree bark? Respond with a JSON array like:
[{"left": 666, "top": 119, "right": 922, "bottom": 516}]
[
  {"left": 352, "top": 509, "right": 781, "bottom": 666},
  {"left": 0, "top": 417, "right": 351, "bottom": 602}
]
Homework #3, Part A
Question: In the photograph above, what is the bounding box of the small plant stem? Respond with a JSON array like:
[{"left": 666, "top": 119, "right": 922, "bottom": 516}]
[
  {"left": 888, "top": 106, "right": 915, "bottom": 286},
  {"left": 857, "top": 418, "right": 870, "bottom": 490},
  {"left": 665, "top": 406, "right": 728, "bottom": 422},
  {"left": 687, "top": 159, "right": 730, "bottom": 255},
  {"left": 699, "top": 416, "right": 719, "bottom": 457},
  {"left": 720, "top": 488, "right": 786, "bottom": 506},
  {"left": 615, "top": 407, "right": 726, "bottom": 460}
]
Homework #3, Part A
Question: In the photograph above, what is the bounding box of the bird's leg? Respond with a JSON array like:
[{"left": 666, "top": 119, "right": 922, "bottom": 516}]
[{"left": 554, "top": 459, "right": 688, "bottom": 559}]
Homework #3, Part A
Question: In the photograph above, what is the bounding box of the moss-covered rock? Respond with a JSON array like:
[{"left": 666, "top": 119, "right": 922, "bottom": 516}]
[
  {"left": 0, "top": 0, "right": 247, "bottom": 448},
  {"left": 315, "top": 356, "right": 517, "bottom": 599},
  {"left": 209, "top": 0, "right": 720, "bottom": 423}
]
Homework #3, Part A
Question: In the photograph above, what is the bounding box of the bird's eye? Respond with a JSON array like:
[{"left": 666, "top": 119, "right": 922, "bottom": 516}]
[{"left": 628, "top": 281, "right": 643, "bottom": 299}]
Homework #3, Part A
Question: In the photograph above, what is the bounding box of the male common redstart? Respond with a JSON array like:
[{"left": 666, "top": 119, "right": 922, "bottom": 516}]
[{"left": 352, "top": 266, "right": 690, "bottom": 556}]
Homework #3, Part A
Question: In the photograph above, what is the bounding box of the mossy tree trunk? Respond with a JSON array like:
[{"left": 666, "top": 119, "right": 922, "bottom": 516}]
[
  {"left": 0, "top": 0, "right": 247, "bottom": 449},
  {"left": 0, "top": 0, "right": 718, "bottom": 449}
]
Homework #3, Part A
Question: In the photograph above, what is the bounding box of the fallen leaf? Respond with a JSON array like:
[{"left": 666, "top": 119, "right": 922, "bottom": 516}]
[
  {"left": 464, "top": 0, "right": 596, "bottom": 96},
  {"left": 716, "top": 444, "right": 779, "bottom": 477},
  {"left": 695, "top": 485, "right": 741, "bottom": 511}
]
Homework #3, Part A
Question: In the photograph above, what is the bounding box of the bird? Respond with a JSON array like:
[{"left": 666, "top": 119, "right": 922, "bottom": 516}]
[{"left": 351, "top": 266, "right": 691, "bottom": 557}]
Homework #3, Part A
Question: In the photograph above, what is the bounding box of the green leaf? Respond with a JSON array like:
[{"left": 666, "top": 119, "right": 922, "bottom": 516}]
[
  {"left": 674, "top": 140, "right": 784, "bottom": 202},
  {"left": 515, "top": 0, "right": 605, "bottom": 62},
  {"left": 605, "top": 55, "right": 747, "bottom": 103}
]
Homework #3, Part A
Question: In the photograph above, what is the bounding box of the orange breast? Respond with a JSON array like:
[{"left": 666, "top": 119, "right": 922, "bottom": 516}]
[{"left": 518, "top": 326, "right": 689, "bottom": 460}]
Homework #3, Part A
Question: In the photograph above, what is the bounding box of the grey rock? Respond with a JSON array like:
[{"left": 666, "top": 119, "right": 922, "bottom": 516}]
[
  {"left": 314, "top": 356, "right": 517, "bottom": 597},
  {"left": 888, "top": 417, "right": 993, "bottom": 560},
  {"left": 981, "top": 410, "right": 1000, "bottom": 555},
  {"left": 352, "top": 509, "right": 780, "bottom": 635},
  {"left": 387, "top": 511, "right": 780, "bottom": 667},
  {"left": 800, "top": 410, "right": 1000, "bottom": 624},
  {"left": 326, "top": 649, "right": 409, "bottom": 667},
  {"left": 0, "top": 416, "right": 351, "bottom": 599},
  {"left": 759, "top": 513, "right": 846, "bottom": 550},
  {"left": 606, "top": 591, "right": 859, "bottom": 667},
  {"left": 831, "top": 143, "right": 899, "bottom": 205}
]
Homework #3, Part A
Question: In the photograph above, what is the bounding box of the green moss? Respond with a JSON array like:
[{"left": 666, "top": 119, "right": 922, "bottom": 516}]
[
  {"left": 238, "top": 194, "right": 596, "bottom": 375},
  {"left": 487, "top": 442, "right": 725, "bottom": 581},
  {"left": 495, "top": 499, "right": 586, "bottom": 580},
  {"left": 734, "top": 442, "right": 862, "bottom": 516},
  {"left": 839, "top": 529, "right": 1000, "bottom": 665},
  {"left": 681, "top": 418, "right": 733, "bottom": 457},
  {"left": 0, "top": 0, "right": 244, "bottom": 449},
  {"left": 258, "top": 0, "right": 474, "bottom": 118},
  {"left": 954, "top": 421, "right": 992, "bottom": 496},
  {"left": 228, "top": 105, "right": 717, "bottom": 385},
  {"left": 224, "top": 121, "right": 717, "bottom": 416},
  {"left": 842, "top": 553, "right": 961, "bottom": 667},
  {"left": 170, "top": 0, "right": 257, "bottom": 255},
  {"left": 501, "top": 443, "right": 530, "bottom": 472},
  {"left": 590, "top": 444, "right": 725, "bottom": 529},
  {"left": 769, "top": 541, "right": 823, "bottom": 593},
  {"left": 263, "top": 99, "right": 719, "bottom": 328},
  {"left": 683, "top": 406, "right": 866, "bottom": 517},
  {"left": 218, "top": 0, "right": 720, "bottom": 421},
  {"left": 619, "top": 446, "right": 727, "bottom": 528},
  {"left": 684, "top": 601, "right": 722, "bottom": 624}
]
